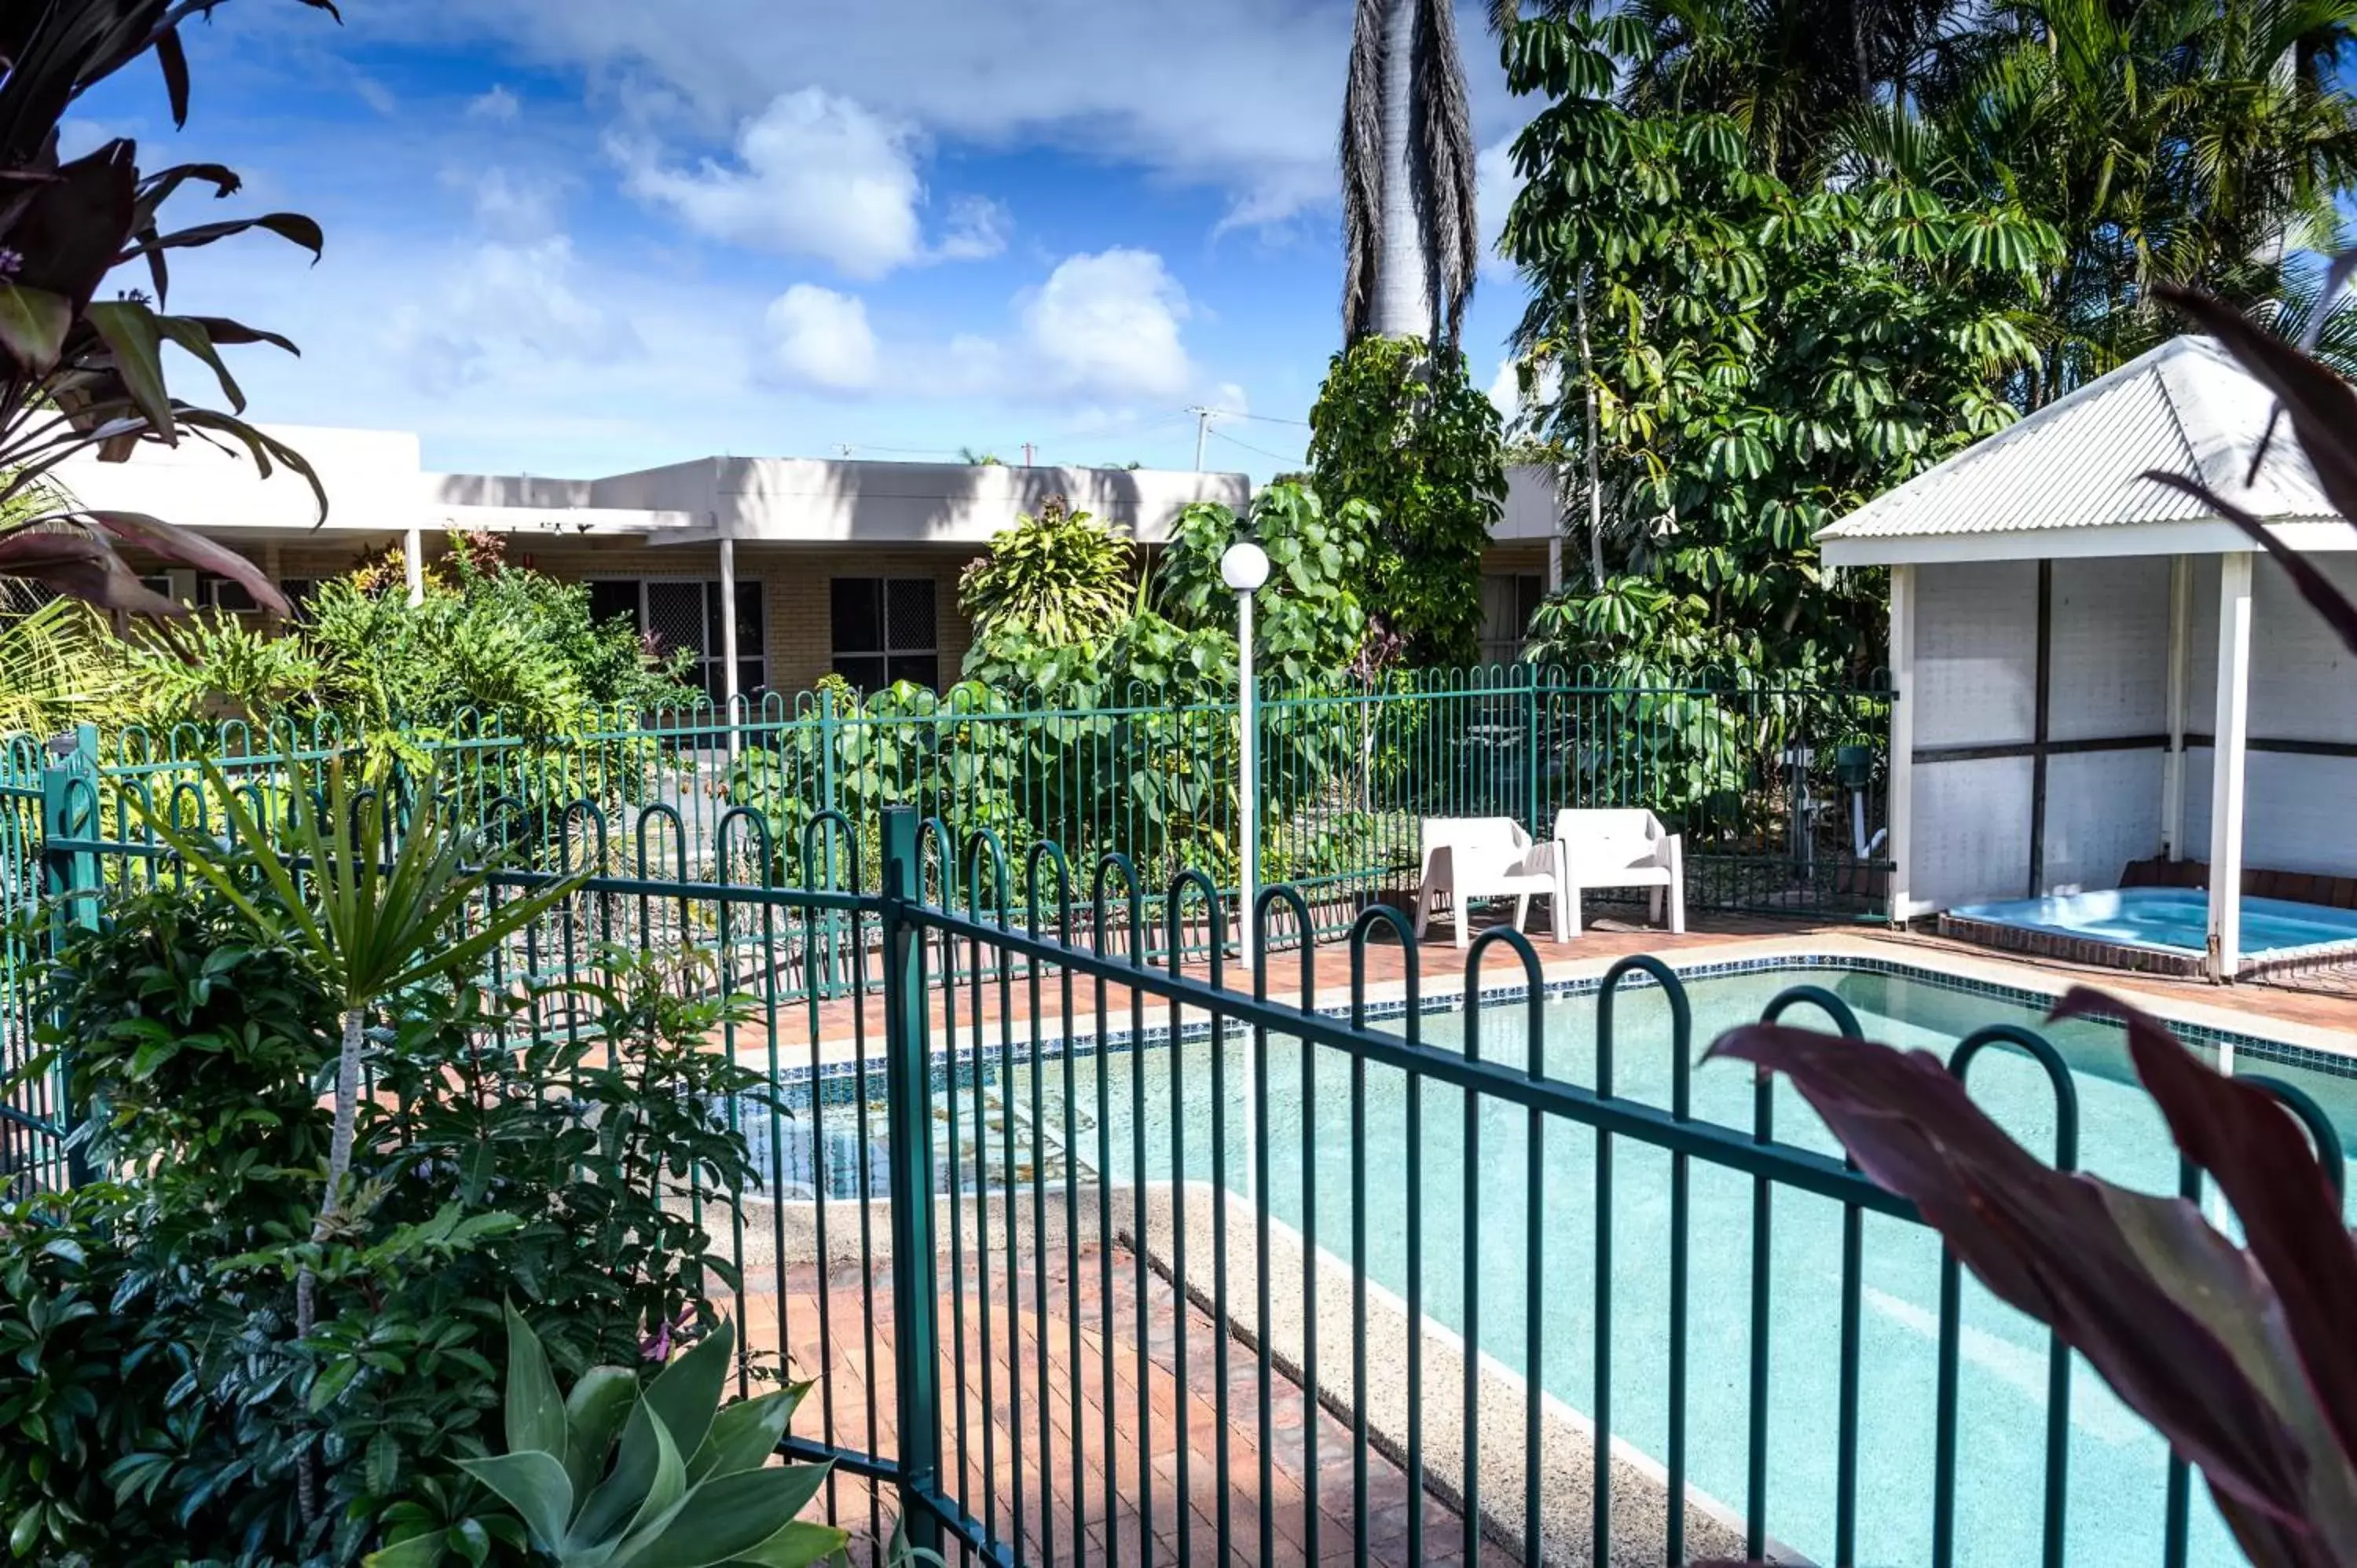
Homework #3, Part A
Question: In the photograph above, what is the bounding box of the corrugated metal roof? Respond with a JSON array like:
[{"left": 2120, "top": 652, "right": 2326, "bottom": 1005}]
[{"left": 1818, "top": 335, "right": 2336, "bottom": 541}]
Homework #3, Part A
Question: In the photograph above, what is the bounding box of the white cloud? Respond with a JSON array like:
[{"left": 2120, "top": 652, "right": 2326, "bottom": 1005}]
[
  {"left": 1486, "top": 357, "right": 1519, "bottom": 419},
  {"left": 467, "top": 84, "right": 522, "bottom": 121},
  {"left": 455, "top": 167, "right": 565, "bottom": 243},
  {"left": 936, "top": 196, "right": 1010, "bottom": 262},
  {"left": 613, "top": 89, "right": 926, "bottom": 278},
  {"left": 1020, "top": 248, "right": 1193, "bottom": 400},
  {"left": 385, "top": 237, "right": 640, "bottom": 395},
  {"left": 1212, "top": 382, "right": 1249, "bottom": 416},
  {"left": 765, "top": 284, "right": 879, "bottom": 390},
  {"left": 368, "top": 1, "right": 1521, "bottom": 233},
  {"left": 1487, "top": 354, "right": 1561, "bottom": 425},
  {"left": 1477, "top": 132, "right": 1523, "bottom": 277},
  {"left": 354, "top": 75, "right": 398, "bottom": 116}
]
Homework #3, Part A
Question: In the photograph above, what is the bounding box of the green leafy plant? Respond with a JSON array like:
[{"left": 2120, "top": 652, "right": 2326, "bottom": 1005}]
[
  {"left": 0, "top": 0, "right": 332, "bottom": 621},
  {"left": 1497, "top": 5, "right": 2052, "bottom": 678},
  {"left": 956, "top": 495, "right": 1135, "bottom": 652},
  {"left": 7, "top": 879, "right": 781, "bottom": 1565},
  {"left": 1307, "top": 336, "right": 1504, "bottom": 666},
  {"left": 368, "top": 1308, "right": 843, "bottom": 1568},
  {"left": 130, "top": 754, "right": 582, "bottom": 1526}
]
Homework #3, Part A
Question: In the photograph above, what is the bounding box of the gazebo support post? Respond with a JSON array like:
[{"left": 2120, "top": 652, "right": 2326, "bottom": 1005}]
[
  {"left": 2205, "top": 551, "right": 2253, "bottom": 983},
  {"left": 1887, "top": 563, "right": 1915, "bottom": 924},
  {"left": 2162, "top": 555, "right": 2192, "bottom": 859}
]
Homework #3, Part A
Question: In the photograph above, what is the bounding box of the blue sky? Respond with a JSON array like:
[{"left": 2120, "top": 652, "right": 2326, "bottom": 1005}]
[{"left": 71, "top": 1, "right": 1534, "bottom": 482}]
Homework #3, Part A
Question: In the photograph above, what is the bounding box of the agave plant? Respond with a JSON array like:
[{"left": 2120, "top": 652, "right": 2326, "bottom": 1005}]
[{"left": 367, "top": 1307, "right": 845, "bottom": 1568}]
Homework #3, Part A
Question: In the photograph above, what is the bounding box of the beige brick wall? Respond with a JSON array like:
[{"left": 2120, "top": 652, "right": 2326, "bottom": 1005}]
[{"left": 245, "top": 533, "right": 987, "bottom": 698}]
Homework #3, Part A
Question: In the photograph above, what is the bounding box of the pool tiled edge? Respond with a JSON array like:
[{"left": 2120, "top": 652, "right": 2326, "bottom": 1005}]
[{"left": 773, "top": 936, "right": 2357, "bottom": 1108}]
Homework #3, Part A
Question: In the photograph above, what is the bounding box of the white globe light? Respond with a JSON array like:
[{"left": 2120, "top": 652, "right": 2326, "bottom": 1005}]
[{"left": 1220, "top": 540, "right": 1270, "bottom": 593}]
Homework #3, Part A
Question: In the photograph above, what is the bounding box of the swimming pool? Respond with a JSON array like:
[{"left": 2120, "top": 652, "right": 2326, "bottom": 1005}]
[
  {"left": 1950, "top": 885, "right": 2357, "bottom": 960},
  {"left": 770, "top": 957, "right": 2357, "bottom": 1568}
]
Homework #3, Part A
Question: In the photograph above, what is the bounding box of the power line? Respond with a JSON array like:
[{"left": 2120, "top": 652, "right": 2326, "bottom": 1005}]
[{"left": 1207, "top": 427, "right": 1304, "bottom": 465}]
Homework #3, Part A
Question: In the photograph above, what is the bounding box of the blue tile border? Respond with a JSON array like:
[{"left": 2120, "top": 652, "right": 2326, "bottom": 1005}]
[{"left": 769, "top": 950, "right": 2357, "bottom": 1109}]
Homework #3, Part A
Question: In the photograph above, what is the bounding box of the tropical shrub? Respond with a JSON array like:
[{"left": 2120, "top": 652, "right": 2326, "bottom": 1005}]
[
  {"left": 957, "top": 496, "right": 1135, "bottom": 654},
  {"left": 130, "top": 537, "right": 693, "bottom": 748},
  {"left": 1307, "top": 337, "right": 1505, "bottom": 667},
  {"left": 1497, "top": 5, "right": 2051, "bottom": 679},
  {"left": 1716, "top": 991, "right": 2357, "bottom": 1567},
  {"left": 0, "top": 855, "right": 778, "bottom": 1564},
  {"left": 736, "top": 481, "right": 1373, "bottom": 895}
]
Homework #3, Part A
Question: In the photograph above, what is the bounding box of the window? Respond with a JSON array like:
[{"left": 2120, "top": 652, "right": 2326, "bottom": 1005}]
[
  {"left": 206, "top": 577, "right": 258, "bottom": 614},
  {"left": 585, "top": 578, "right": 766, "bottom": 703},
  {"left": 1479, "top": 572, "right": 1546, "bottom": 665},
  {"left": 830, "top": 577, "right": 938, "bottom": 691}
]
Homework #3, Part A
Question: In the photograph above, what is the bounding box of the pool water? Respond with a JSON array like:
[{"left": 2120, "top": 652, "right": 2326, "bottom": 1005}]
[
  {"left": 1951, "top": 885, "right": 2357, "bottom": 957},
  {"left": 929, "top": 965, "right": 2357, "bottom": 1568}
]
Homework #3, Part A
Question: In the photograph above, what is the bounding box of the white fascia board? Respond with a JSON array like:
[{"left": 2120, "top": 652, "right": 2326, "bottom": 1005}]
[
  {"left": 1820, "top": 518, "right": 2357, "bottom": 567},
  {"left": 429, "top": 504, "right": 699, "bottom": 536}
]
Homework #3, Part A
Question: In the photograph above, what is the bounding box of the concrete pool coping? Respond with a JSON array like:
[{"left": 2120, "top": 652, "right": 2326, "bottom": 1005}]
[{"left": 753, "top": 932, "right": 2357, "bottom": 1080}]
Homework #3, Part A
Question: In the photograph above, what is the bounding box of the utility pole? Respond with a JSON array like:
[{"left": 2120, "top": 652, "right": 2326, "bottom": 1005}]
[
  {"left": 1021, "top": 441, "right": 1036, "bottom": 467},
  {"left": 1189, "top": 405, "right": 1213, "bottom": 471}
]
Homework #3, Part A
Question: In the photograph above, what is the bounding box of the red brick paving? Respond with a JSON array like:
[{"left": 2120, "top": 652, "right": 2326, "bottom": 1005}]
[{"left": 750, "top": 1240, "right": 1515, "bottom": 1568}]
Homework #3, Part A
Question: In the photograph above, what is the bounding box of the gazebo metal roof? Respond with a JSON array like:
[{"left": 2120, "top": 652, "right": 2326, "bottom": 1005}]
[{"left": 1819, "top": 335, "right": 2343, "bottom": 564}]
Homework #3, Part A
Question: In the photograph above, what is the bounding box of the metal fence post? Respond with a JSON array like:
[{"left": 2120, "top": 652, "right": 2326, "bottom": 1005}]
[
  {"left": 879, "top": 804, "right": 944, "bottom": 1553},
  {"left": 1523, "top": 665, "right": 1544, "bottom": 837},
  {"left": 39, "top": 725, "right": 98, "bottom": 1187}
]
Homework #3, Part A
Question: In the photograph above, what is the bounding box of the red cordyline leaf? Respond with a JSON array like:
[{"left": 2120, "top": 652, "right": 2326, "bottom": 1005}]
[
  {"left": 2054, "top": 987, "right": 2357, "bottom": 1466},
  {"left": 1706, "top": 1009, "right": 2357, "bottom": 1566},
  {"left": 77, "top": 510, "right": 287, "bottom": 618}
]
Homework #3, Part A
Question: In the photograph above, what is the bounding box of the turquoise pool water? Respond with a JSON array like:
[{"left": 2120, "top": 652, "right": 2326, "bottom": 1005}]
[
  {"left": 1017, "top": 964, "right": 2356, "bottom": 1568},
  {"left": 1951, "top": 885, "right": 2357, "bottom": 958}
]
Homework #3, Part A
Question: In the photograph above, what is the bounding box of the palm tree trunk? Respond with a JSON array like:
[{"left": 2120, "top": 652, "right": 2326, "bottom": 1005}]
[
  {"left": 1371, "top": 0, "right": 1429, "bottom": 339},
  {"left": 1575, "top": 277, "right": 1606, "bottom": 584}
]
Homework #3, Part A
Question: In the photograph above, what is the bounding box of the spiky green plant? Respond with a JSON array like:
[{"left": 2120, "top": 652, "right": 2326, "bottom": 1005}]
[
  {"left": 368, "top": 1308, "right": 845, "bottom": 1568},
  {"left": 130, "top": 756, "right": 585, "bottom": 1521}
]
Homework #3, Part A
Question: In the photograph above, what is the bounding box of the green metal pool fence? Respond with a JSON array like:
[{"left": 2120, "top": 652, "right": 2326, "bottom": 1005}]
[
  {"left": 90, "top": 665, "right": 1899, "bottom": 932},
  {"left": 3, "top": 787, "right": 2343, "bottom": 1568}
]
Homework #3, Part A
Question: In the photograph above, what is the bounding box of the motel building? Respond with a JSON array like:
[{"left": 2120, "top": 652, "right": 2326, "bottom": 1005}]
[{"left": 53, "top": 425, "right": 1568, "bottom": 707}]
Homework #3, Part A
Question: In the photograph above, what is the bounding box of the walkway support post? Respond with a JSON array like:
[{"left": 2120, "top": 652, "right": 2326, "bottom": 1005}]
[
  {"left": 2206, "top": 551, "right": 2253, "bottom": 984},
  {"left": 718, "top": 525, "right": 742, "bottom": 756},
  {"left": 1886, "top": 565, "right": 1915, "bottom": 924},
  {"left": 403, "top": 525, "right": 425, "bottom": 606},
  {"left": 879, "top": 805, "right": 943, "bottom": 1552},
  {"left": 2162, "top": 555, "right": 2192, "bottom": 859}
]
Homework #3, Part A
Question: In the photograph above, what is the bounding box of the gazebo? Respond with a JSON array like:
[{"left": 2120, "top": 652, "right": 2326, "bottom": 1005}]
[{"left": 1818, "top": 334, "right": 2357, "bottom": 982}]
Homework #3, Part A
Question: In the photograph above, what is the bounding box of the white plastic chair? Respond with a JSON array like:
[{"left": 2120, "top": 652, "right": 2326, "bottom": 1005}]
[
  {"left": 1552, "top": 808, "right": 1685, "bottom": 935},
  {"left": 1413, "top": 817, "right": 1564, "bottom": 947}
]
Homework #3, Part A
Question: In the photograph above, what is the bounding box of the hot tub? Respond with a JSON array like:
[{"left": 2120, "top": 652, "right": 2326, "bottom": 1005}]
[{"left": 1942, "top": 885, "right": 2357, "bottom": 976}]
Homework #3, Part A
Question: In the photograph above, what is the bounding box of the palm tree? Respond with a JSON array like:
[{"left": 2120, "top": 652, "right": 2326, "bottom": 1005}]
[
  {"left": 1904, "top": 0, "right": 2357, "bottom": 401},
  {"left": 1340, "top": 0, "right": 1483, "bottom": 345},
  {"left": 1616, "top": 0, "right": 1963, "bottom": 181}
]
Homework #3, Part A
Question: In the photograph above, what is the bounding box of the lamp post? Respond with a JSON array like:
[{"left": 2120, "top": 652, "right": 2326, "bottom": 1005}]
[{"left": 1220, "top": 540, "right": 1270, "bottom": 975}]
